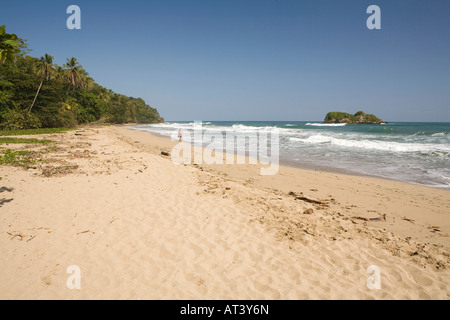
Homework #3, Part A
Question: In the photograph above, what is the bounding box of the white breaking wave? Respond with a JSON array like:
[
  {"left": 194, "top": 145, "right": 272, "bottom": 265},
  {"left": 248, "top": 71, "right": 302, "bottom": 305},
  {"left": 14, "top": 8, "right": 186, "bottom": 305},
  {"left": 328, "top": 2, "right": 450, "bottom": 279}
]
[
  {"left": 432, "top": 132, "right": 449, "bottom": 137},
  {"left": 230, "top": 124, "right": 288, "bottom": 132},
  {"left": 289, "top": 135, "right": 450, "bottom": 154},
  {"left": 131, "top": 122, "right": 299, "bottom": 140},
  {"left": 305, "top": 123, "right": 347, "bottom": 127}
]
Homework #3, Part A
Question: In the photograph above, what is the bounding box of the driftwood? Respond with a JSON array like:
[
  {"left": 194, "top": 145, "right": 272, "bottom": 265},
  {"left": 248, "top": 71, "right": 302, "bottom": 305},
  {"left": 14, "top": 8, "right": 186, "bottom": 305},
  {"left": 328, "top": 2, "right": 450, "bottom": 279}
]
[
  {"left": 109, "top": 217, "right": 120, "bottom": 224},
  {"left": 7, "top": 232, "right": 27, "bottom": 241},
  {"left": 429, "top": 226, "right": 440, "bottom": 232},
  {"left": 352, "top": 214, "right": 386, "bottom": 222},
  {"left": 289, "top": 191, "right": 326, "bottom": 205}
]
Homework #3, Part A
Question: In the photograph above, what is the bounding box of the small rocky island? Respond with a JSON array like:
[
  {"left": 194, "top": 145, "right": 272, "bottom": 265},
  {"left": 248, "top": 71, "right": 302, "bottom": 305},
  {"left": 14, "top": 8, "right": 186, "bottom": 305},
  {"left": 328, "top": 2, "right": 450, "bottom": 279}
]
[{"left": 324, "top": 111, "right": 387, "bottom": 124}]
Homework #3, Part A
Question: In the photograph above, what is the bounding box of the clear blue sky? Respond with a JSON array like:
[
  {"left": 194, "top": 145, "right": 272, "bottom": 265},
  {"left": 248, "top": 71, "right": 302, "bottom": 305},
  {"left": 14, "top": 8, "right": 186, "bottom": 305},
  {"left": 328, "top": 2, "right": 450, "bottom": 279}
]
[{"left": 2, "top": 0, "right": 449, "bottom": 121}]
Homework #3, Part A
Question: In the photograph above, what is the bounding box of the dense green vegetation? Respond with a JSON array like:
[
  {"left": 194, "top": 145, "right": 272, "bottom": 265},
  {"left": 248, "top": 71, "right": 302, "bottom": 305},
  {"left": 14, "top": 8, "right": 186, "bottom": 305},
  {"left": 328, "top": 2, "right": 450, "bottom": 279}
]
[
  {"left": 0, "top": 26, "right": 161, "bottom": 130},
  {"left": 324, "top": 112, "right": 354, "bottom": 123},
  {"left": 0, "top": 127, "right": 73, "bottom": 136},
  {"left": 324, "top": 111, "right": 385, "bottom": 124},
  {"left": 0, "top": 25, "right": 20, "bottom": 64},
  {"left": 0, "top": 137, "right": 51, "bottom": 144}
]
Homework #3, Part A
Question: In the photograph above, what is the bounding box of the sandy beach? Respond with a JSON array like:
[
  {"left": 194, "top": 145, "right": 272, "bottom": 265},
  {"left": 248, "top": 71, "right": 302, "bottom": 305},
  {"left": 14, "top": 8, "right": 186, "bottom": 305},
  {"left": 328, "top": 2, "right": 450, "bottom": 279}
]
[{"left": 1, "top": 125, "right": 449, "bottom": 300}]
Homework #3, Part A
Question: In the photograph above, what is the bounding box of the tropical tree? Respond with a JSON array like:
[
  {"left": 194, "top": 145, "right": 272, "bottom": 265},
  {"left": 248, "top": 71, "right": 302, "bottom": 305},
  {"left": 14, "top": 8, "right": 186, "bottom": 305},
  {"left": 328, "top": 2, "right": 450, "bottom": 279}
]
[
  {"left": 28, "top": 53, "right": 54, "bottom": 113},
  {"left": 54, "top": 65, "right": 67, "bottom": 84},
  {"left": 64, "top": 57, "right": 86, "bottom": 93},
  {"left": 0, "top": 25, "right": 20, "bottom": 64},
  {"left": 83, "top": 72, "right": 95, "bottom": 91},
  {"left": 1, "top": 49, "right": 162, "bottom": 128}
]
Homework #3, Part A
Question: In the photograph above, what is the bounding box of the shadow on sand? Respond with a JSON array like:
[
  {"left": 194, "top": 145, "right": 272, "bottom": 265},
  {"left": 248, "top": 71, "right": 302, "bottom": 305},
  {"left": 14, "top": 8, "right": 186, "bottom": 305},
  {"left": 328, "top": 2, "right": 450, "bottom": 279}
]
[{"left": 0, "top": 186, "right": 14, "bottom": 207}]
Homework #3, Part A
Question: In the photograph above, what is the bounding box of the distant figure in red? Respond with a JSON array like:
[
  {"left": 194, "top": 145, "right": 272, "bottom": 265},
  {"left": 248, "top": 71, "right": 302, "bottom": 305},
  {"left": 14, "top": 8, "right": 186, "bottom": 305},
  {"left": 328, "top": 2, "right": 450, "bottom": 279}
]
[{"left": 178, "top": 129, "right": 183, "bottom": 142}]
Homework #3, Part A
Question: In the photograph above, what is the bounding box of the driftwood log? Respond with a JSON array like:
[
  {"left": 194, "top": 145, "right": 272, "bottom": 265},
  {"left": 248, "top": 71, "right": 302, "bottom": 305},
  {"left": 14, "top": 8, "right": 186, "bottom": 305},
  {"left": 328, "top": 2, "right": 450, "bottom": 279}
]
[{"left": 288, "top": 191, "right": 326, "bottom": 205}]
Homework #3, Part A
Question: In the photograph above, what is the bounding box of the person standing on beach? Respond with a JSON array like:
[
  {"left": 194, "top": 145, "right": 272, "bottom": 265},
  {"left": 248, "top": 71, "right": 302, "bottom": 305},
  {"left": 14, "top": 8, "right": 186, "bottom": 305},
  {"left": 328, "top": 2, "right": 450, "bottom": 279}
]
[{"left": 178, "top": 129, "right": 183, "bottom": 142}]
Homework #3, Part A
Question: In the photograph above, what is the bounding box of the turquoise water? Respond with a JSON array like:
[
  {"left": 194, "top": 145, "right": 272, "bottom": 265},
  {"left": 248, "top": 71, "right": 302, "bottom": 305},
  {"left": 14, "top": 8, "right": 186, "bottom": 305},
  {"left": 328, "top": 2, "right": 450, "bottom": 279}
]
[{"left": 130, "top": 121, "right": 450, "bottom": 190}]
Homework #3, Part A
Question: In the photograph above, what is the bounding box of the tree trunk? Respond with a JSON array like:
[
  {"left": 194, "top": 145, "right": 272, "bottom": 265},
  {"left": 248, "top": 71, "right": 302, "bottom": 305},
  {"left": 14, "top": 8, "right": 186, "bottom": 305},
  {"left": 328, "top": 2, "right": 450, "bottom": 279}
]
[{"left": 29, "top": 79, "right": 43, "bottom": 113}]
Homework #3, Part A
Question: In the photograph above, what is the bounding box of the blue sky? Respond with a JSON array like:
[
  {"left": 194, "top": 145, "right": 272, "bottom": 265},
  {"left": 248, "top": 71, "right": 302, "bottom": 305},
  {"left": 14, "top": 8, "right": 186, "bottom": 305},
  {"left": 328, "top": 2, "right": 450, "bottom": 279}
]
[{"left": 2, "top": 0, "right": 449, "bottom": 121}]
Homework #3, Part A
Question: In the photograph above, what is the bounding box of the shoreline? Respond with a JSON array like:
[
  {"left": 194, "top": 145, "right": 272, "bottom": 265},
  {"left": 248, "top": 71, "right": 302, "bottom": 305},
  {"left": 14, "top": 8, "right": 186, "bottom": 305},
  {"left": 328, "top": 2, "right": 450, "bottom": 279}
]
[
  {"left": 1, "top": 125, "right": 449, "bottom": 299},
  {"left": 119, "top": 125, "right": 450, "bottom": 249},
  {"left": 123, "top": 124, "right": 450, "bottom": 191},
  {"left": 126, "top": 124, "right": 450, "bottom": 191}
]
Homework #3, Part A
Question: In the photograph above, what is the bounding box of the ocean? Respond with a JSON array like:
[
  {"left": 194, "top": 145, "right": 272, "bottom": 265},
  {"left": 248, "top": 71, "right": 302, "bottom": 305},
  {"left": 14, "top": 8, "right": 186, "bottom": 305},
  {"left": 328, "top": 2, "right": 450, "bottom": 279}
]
[{"left": 129, "top": 121, "right": 450, "bottom": 190}]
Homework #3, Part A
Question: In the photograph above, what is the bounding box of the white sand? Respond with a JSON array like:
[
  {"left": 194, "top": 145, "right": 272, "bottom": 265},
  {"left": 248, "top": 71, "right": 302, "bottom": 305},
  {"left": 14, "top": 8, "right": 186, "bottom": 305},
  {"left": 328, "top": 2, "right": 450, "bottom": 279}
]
[{"left": 0, "top": 126, "right": 449, "bottom": 299}]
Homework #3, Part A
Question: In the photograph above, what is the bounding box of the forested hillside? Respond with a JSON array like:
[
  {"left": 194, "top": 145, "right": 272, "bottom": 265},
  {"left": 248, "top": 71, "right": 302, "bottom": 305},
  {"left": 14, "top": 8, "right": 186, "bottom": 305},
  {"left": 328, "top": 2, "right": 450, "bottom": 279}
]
[{"left": 0, "top": 26, "right": 161, "bottom": 130}]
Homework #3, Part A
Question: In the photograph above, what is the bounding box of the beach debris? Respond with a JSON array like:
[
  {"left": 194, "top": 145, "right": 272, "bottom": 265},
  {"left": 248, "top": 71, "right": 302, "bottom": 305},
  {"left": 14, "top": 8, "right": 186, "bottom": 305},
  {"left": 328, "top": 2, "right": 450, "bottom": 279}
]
[
  {"left": 0, "top": 198, "right": 14, "bottom": 207},
  {"left": 7, "top": 232, "right": 27, "bottom": 241},
  {"left": 352, "top": 214, "right": 387, "bottom": 222},
  {"left": 289, "top": 191, "right": 326, "bottom": 205},
  {"left": 161, "top": 151, "right": 170, "bottom": 156},
  {"left": 429, "top": 226, "right": 440, "bottom": 232},
  {"left": 74, "top": 130, "right": 86, "bottom": 136},
  {"left": 69, "top": 149, "right": 92, "bottom": 159},
  {"left": 76, "top": 230, "right": 90, "bottom": 235},
  {"left": 73, "top": 142, "right": 91, "bottom": 148},
  {"left": 402, "top": 217, "right": 415, "bottom": 224},
  {"left": 109, "top": 217, "right": 120, "bottom": 224},
  {"left": 42, "top": 165, "right": 79, "bottom": 177},
  {"left": 303, "top": 208, "right": 314, "bottom": 215}
]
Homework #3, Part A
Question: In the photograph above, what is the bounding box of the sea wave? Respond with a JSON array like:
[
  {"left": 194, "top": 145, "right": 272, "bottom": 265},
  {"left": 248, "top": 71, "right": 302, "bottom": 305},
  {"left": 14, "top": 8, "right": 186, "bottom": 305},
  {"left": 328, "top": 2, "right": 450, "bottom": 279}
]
[
  {"left": 289, "top": 134, "right": 450, "bottom": 154},
  {"left": 431, "top": 132, "right": 449, "bottom": 137},
  {"left": 305, "top": 123, "right": 347, "bottom": 127},
  {"left": 128, "top": 122, "right": 450, "bottom": 189},
  {"left": 134, "top": 122, "right": 298, "bottom": 136},
  {"left": 412, "top": 131, "right": 449, "bottom": 137},
  {"left": 229, "top": 124, "right": 297, "bottom": 134}
]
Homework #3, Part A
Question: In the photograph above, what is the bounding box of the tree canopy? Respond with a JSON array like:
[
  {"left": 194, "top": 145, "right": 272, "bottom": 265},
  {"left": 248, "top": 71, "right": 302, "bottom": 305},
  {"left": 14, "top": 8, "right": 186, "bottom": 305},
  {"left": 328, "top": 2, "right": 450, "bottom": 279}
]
[
  {"left": 0, "top": 25, "right": 20, "bottom": 64},
  {"left": 0, "top": 29, "right": 161, "bottom": 130}
]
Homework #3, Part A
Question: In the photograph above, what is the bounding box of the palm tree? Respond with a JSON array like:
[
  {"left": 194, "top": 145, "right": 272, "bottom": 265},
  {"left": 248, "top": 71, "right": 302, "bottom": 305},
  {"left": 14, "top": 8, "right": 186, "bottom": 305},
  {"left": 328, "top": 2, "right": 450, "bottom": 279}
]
[
  {"left": 78, "top": 67, "right": 93, "bottom": 90},
  {"left": 29, "top": 53, "right": 54, "bottom": 113},
  {"left": 0, "top": 25, "right": 20, "bottom": 65},
  {"left": 64, "top": 57, "right": 84, "bottom": 94},
  {"left": 54, "top": 65, "right": 67, "bottom": 84}
]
